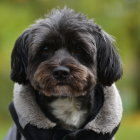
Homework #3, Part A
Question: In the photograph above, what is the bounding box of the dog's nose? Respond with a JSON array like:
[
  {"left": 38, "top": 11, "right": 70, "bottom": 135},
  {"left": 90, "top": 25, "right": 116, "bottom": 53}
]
[{"left": 53, "top": 66, "right": 70, "bottom": 81}]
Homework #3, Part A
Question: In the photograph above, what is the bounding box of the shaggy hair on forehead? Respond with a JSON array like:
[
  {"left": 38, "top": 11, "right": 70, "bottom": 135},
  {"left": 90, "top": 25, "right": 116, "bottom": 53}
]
[{"left": 6, "top": 7, "right": 123, "bottom": 140}]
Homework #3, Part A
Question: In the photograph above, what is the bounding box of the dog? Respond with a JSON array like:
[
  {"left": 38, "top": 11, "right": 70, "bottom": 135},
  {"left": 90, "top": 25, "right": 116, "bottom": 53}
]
[{"left": 5, "top": 7, "right": 123, "bottom": 140}]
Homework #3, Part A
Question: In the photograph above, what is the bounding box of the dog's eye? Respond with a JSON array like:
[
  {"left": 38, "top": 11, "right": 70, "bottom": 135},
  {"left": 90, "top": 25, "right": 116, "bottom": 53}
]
[
  {"left": 43, "top": 46, "right": 48, "bottom": 51},
  {"left": 75, "top": 47, "right": 81, "bottom": 51},
  {"left": 41, "top": 45, "right": 53, "bottom": 56},
  {"left": 71, "top": 47, "right": 83, "bottom": 55},
  {"left": 70, "top": 47, "right": 93, "bottom": 65},
  {"left": 42, "top": 46, "right": 53, "bottom": 52},
  {"left": 41, "top": 45, "right": 57, "bottom": 57}
]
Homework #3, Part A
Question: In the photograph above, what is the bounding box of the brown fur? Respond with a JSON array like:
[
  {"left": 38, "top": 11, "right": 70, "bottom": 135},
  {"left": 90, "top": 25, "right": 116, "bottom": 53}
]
[{"left": 32, "top": 59, "right": 96, "bottom": 97}]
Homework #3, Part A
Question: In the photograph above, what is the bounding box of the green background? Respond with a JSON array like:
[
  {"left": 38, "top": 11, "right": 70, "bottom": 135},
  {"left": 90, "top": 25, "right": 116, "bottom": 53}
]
[{"left": 0, "top": 0, "right": 140, "bottom": 139}]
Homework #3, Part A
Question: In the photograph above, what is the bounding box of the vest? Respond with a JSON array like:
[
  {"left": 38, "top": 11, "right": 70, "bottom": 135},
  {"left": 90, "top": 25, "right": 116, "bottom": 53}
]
[{"left": 5, "top": 83, "right": 122, "bottom": 140}]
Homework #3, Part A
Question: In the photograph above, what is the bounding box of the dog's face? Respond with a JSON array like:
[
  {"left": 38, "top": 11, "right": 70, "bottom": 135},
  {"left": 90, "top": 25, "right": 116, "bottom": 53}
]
[
  {"left": 27, "top": 29, "right": 97, "bottom": 97},
  {"left": 11, "top": 8, "right": 122, "bottom": 97}
]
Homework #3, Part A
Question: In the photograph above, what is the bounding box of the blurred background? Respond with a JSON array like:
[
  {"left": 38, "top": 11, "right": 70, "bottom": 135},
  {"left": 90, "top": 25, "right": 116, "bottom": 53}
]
[{"left": 0, "top": 0, "right": 140, "bottom": 139}]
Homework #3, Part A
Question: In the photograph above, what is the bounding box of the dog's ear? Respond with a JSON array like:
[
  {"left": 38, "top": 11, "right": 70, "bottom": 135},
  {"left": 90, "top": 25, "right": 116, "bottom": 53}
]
[
  {"left": 95, "top": 31, "right": 123, "bottom": 86},
  {"left": 11, "top": 29, "right": 31, "bottom": 84}
]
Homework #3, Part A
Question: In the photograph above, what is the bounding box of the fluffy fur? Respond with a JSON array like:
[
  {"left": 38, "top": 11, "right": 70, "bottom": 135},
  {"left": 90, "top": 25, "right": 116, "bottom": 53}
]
[{"left": 7, "top": 7, "right": 123, "bottom": 140}]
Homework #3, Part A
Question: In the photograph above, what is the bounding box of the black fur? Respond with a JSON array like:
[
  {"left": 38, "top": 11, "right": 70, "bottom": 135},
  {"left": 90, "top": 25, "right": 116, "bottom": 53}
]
[
  {"left": 95, "top": 32, "right": 122, "bottom": 86},
  {"left": 11, "top": 8, "right": 122, "bottom": 86},
  {"left": 9, "top": 8, "right": 123, "bottom": 140},
  {"left": 11, "top": 30, "right": 31, "bottom": 84},
  {"left": 63, "top": 124, "right": 120, "bottom": 140}
]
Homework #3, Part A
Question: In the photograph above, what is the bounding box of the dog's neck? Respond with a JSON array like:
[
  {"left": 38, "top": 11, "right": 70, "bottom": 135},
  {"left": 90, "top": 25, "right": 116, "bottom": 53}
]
[
  {"left": 34, "top": 84, "right": 105, "bottom": 130},
  {"left": 35, "top": 92, "right": 91, "bottom": 130}
]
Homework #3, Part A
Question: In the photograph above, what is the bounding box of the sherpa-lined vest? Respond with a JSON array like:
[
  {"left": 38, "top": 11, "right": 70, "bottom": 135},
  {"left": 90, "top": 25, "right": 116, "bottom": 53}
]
[{"left": 5, "top": 83, "right": 122, "bottom": 140}]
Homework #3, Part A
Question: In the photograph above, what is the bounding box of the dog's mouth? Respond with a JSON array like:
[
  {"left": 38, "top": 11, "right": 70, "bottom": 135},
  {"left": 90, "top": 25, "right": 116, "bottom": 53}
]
[
  {"left": 32, "top": 61, "right": 96, "bottom": 97},
  {"left": 33, "top": 80, "right": 88, "bottom": 97},
  {"left": 41, "top": 84, "right": 87, "bottom": 97},
  {"left": 57, "top": 82, "right": 68, "bottom": 86}
]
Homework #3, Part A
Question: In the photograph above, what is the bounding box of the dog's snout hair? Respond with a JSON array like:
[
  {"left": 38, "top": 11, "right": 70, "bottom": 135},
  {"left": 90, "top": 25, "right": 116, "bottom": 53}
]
[{"left": 31, "top": 55, "right": 96, "bottom": 96}]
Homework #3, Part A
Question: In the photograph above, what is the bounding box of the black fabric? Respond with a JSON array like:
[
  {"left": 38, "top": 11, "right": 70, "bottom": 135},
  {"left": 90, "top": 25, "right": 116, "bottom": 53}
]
[
  {"left": 24, "top": 125, "right": 72, "bottom": 140},
  {"left": 16, "top": 129, "right": 21, "bottom": 140},
  {"left": 89, "top": 84, "right": 104, "bottom": 121},
  {"left": 63, "top": 124, "right": 120, "bottom": 140},
  {"left": 9, "top": 102, "right": 73, "bottom": 140},
  {"left": 9, "top": 102, "right": 30, "bottom": 139},
  {"left": 81, "top": 84, "right": 104, "bottom": 128}
]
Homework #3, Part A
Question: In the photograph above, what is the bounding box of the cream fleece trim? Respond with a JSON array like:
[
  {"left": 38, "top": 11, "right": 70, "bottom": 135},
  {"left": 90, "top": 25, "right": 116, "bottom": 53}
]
[
  {"left": 13, "top": 83, "right": 56, "bottom": 129},
  {"left": 85, "top": 84, "right": 123, "bottom": 134}
]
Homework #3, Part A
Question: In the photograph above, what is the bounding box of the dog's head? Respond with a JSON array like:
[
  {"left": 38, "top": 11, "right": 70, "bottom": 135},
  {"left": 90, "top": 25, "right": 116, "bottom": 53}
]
[{"left": 11, "top": 8, "right": 122, "bottom": 97}]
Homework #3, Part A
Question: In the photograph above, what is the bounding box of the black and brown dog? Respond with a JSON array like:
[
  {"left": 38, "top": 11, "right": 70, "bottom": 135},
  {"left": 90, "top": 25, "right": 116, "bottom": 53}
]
[{"left": 5, "top": 8, "right": 123, "bottom": 140}]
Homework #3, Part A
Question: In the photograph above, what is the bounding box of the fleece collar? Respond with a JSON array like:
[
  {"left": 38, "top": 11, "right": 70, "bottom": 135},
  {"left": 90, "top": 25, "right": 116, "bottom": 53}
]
[
  {"left": 85, "top": 84, "right": 123, "bottom": 134},
  {"left": 13, "top": 83, "right": 122, "bottom": 134},
  {"left": 13, "top": 84, "right": 56, "bottom": 129}
]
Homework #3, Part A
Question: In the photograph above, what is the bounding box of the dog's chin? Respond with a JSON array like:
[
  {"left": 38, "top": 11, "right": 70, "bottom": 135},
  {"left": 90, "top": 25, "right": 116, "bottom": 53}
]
[{"left": 39, "top": 85, "right": 87, "bottom": 97}]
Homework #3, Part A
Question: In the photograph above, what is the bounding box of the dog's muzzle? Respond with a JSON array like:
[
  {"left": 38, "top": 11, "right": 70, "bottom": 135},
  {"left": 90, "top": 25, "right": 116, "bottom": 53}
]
[{"left": 31, "top": 59, "right": 96, "bottom": 97}]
